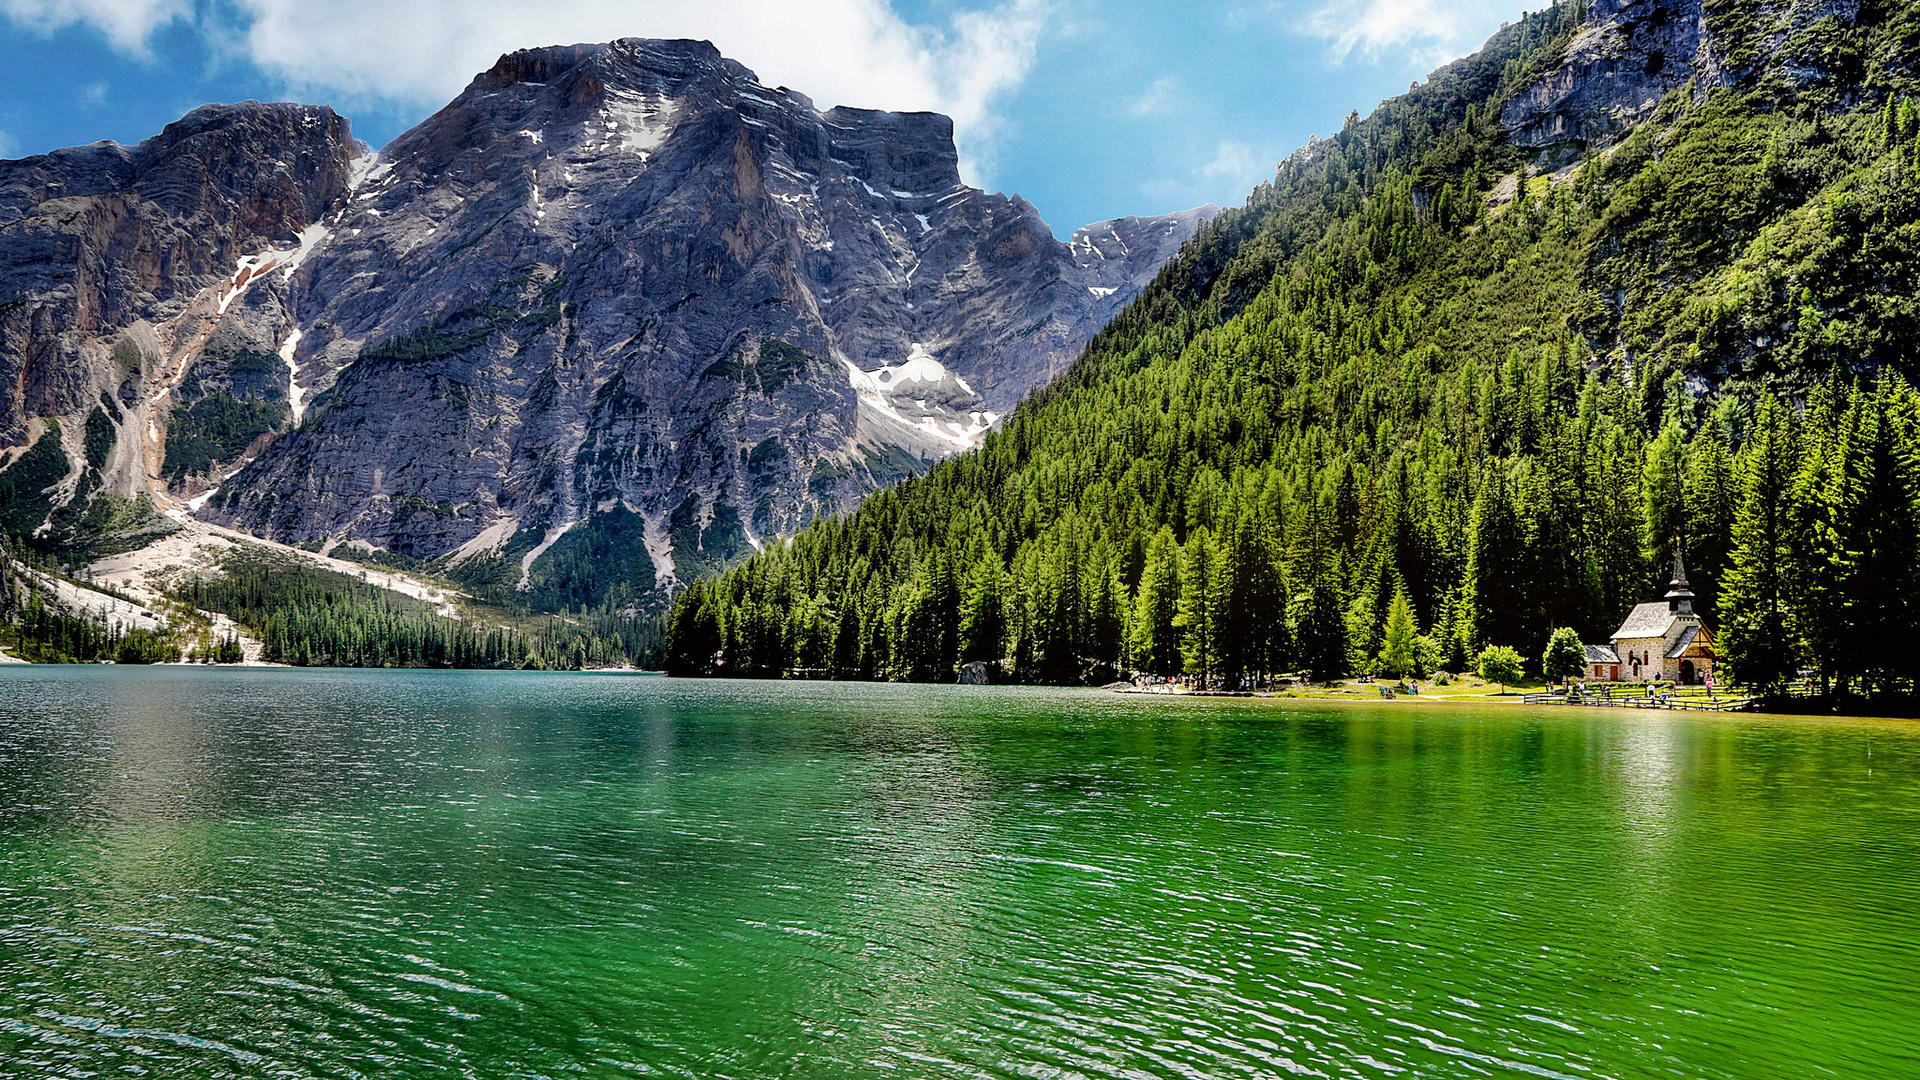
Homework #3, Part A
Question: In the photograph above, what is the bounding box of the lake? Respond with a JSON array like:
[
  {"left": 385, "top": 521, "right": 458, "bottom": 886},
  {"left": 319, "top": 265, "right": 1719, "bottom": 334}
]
[{"left": 0, "top": 667, "right": 1915, "bottom": 1078}]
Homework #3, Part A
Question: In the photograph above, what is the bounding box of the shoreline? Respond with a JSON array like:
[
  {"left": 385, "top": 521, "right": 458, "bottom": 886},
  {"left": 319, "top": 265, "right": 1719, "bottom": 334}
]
[
  {"left": 1117, "top": 686, "right": 1525, "bottom": 705},
  {"left": 0, "top": 662, "right": 1906, "bottom": 718},
  {"left": 1112, "top": 685, "right": 1920, "bottom": 722}
]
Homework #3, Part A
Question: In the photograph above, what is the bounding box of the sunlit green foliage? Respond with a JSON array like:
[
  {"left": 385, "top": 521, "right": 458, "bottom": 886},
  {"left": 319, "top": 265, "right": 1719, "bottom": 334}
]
[
  {"left": 1543, "top": 626, "right": 1586, "bottom": 684},
  {"left": 177, "top": 552, "right": 656, "bottom": 669},
  {"left": 656, "top": 4, "right": 1920, "bottom": 700},
  {"left": 1476, "top": 645, "right": 1527, "bottom": 692}
]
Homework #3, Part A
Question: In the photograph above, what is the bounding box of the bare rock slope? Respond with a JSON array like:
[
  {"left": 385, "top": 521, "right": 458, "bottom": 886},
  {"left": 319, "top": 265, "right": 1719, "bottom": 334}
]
[
  {"left": 0, "top": 103, "right": 355, "bottom": 551},
  {"left": 1501, "top": 0, "right": 1860, "bottom": 150},
  {"left": 0, "top": 38, "right": 1213, "bottom": 602},
  {"left": 213, "top": 39, "right": 1213, "bottom": 597}
]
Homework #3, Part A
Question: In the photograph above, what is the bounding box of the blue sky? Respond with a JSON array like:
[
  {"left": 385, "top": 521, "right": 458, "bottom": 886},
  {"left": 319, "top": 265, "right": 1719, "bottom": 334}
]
[{"left": 0, "top": 0, "right": 1518, "bottom": 233}]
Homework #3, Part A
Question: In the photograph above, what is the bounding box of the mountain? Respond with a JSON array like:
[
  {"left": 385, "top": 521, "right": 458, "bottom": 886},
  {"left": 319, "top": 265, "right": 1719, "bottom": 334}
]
[
  {"left": 0, "top": 102, "right": 355, "bottom": 551},
  {"left": 0, "top": 39, "right": 1213, "bottom": 606},
  {"left": 665, "top": 0, "right": 1920, "bottom": 700}
]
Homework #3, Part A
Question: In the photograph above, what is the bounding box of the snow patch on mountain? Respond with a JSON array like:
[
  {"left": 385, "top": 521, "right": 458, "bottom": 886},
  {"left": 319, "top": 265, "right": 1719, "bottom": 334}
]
[
  {"left": 846, "top": 344, "right": 998, "bottom": 455},
  {"left": 278, "top": 221, "right": 331, "bottom": 280},
  {"left": 602, "top": 90, "right": 674, "bottom": 155},
  {"left": 279, "top": 329, "right": 307, "bottom": 423}
]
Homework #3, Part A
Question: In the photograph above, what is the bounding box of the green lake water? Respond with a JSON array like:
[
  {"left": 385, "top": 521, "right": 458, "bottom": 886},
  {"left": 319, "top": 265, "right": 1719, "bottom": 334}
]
[{"left": 0, "top": 667, "right": 1915, "bottom": 1078}]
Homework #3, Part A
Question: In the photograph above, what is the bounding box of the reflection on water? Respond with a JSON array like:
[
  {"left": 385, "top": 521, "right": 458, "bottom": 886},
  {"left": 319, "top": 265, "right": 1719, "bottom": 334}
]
[{"left": 1, "top": 667, "right": 1917, "bottom": 1079}]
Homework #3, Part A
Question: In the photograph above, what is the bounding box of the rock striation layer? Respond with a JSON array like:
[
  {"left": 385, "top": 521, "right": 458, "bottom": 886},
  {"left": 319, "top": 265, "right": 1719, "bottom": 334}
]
[
  {"left": 0, "top": 39, "right": 1213, "bottom": 594},
  {"left": 0, "top": 103, "right": 355, "bottom": 549}
]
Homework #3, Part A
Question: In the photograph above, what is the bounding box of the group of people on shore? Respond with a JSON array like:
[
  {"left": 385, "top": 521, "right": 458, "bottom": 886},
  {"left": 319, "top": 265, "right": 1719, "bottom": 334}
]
[{"left": 1562, "top": 675, "right": 1717, "bottom": 705}]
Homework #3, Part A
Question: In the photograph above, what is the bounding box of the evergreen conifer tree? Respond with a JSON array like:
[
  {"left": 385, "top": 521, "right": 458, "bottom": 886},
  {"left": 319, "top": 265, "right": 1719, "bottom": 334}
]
[
  {"left": 1128, "top": 528, "right": 1184, "bottom": 675},
  {"left": 1642, "top": 420, "right": 1688, "bottom": 590},
  {"left": 1177, "top": 527, "right": 1220, "bottom": 679},
  {"left": 1719, "top": 397, "right": 1800, "bottom": 692},
  {"left": 1375, "top": 585, "right": 1419, "bottom": 680},
  {"left": 1684, "top": 416, "right": 1737, "bottom": 618}
]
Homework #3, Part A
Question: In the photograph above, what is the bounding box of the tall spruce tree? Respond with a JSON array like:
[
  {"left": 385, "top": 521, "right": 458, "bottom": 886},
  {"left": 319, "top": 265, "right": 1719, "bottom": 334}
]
[
  {"left": 958, "top": 552, "right": 1007, "bottom": 664},
  {"left": 1217, "top": 509, "right": 1282, "bottom": 682},
  {"left": 1129, "top": 527, "right": 1184, "bottom": 676},
  {"left": 1684, "top": 416, "right": 1737, "bottom": 619},
  {"left": 1375, "top": 585, "right": 1419, "bottom": 679},
  {"left": 1296, "top": 583, "right": 1351, "bottom": 682},
  {"left": 1643, "top": 420, "right": 1689, "bottom": 589},
  {"left": 1177, "top": 527, "right": 1221, "bottom": 679},
  {"left": 1084, "top": 538, "right": 1128, "bottom": 672},
  {"left": 1789, "top": 381, "right": 1853, "bottom": 691},
  {"left": 1719, "top": 397, "right": 1800, "bottom": 692},
  {"left": 1467, "top": 463, "right": 1528, "bottom": 649},
  {"left": 1833, "top": 380, "right": 1920, "bottom": 693}
]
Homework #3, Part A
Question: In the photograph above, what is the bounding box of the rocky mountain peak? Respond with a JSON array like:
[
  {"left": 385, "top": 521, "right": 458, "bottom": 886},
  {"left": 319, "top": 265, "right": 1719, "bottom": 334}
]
[
  {"left": 0, "top": 39, "right": 1214, "bottom": 603},
  {"left": 479, "top": 37, "right": 743, "bottom": 91},
  {"left": 0, "top": 102, "right": 353, "bottom": 238},
  {"left": 136, "top": 102, "right": 356, "bottom": 241},
  {"left": 389, "top": 37, "right": 966, "bottom": 205},
  {"left": 1070, "top": 206, "right": 1222, "bottom": 296},
  {"left": 0, "top": 99, "right": 355, "bottom": 555},
  {"left": 820, "top": 107, "right": 963, "bottom": 196}
]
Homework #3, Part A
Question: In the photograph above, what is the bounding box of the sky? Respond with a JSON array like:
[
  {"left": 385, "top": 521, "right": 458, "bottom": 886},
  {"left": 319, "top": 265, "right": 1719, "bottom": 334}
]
[{"left": 0, "top": 0, "right": 1521, "bottom": 234}]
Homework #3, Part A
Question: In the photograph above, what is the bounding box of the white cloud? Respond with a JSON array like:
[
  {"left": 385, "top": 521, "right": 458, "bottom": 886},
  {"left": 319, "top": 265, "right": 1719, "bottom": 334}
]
[
  {"left": 1200, "top": 140, "right": 1260, "bottom": 183},
  {"left": 1144, "top": 139, "right": 1272, "bottom": 206},
  {"left": 1302, "top": 0, "right": 1511, "bottom": 68},
  {"left": 82, "top": 80, "right": 108, "bottom": 103},
  {"left": 0, "top": 0, "right": 1050, "bottom": 186},
  {"left": 0, "top": 0, "right": 186, "bottom": 55},
  {"left": 1127, "top": 76, "right": 1177, "bottom": 118},
  {"left": 0, "top": 128, "right": 17, "bottom": 159}
]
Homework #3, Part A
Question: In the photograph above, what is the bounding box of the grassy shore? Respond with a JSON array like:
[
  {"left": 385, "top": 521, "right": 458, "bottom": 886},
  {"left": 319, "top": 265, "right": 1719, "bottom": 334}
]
[
  {"left": 1130, "top": 676, "right": 1759, "bottom": 707},
  {"left": 1257, "top": 678, "right": 1540, "bottom": 703}
]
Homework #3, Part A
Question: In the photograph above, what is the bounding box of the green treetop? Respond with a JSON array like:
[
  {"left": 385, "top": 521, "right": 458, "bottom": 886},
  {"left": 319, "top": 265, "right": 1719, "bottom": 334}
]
[
  {"left": 1375, "top": 586, "right": 1419, "bottom": 680},
  {"left": 1543, "top": 627, "right": 1586, "bottom": 685}
]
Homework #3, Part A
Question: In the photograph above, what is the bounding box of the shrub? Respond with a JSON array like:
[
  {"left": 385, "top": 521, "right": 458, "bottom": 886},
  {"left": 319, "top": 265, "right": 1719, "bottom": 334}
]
[
  {"left": 1543, "top": 627, "right": 1586, "bottom": 684},
  {"left": 1476, "top": 645, "right": 1526, "bottom": 692}
]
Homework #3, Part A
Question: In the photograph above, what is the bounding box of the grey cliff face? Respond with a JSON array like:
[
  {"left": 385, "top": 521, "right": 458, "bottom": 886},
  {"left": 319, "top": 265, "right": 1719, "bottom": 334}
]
[
  {"left": 189, "top": 39, "right": 1213, "bottom": 593},
  {"left": 0, "top": 40, "right": 1210, "bottom": 590},
  {"left": 1502, "top": 0, "right": 1860, "bottom": 150},
  {"left": 1070, "top": 207, "right": 1220, "bottom": 305},
  {"left": 0, "top": 103, "right": 354, "bottom": 548}
]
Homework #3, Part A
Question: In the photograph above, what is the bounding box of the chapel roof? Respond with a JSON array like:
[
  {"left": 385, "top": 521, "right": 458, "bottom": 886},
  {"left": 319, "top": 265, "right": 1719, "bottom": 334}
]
[
  {"left": 1663, "top": 624, "right": 1702, "bottom": 659},
  {"left": 1585, "top": 644, "right": 1622, "bottom": 664},
  {"left": 1613, "top": 602, "right": 1679, "bottom": 640}
]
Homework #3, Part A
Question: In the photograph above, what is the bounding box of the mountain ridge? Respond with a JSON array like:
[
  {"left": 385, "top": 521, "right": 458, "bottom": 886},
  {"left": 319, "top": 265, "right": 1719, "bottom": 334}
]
[
  {"left": 0, "top": 38, "right": 1214, "bottom": 610},
  {"left": 663, "top": 0, "right": 1920, "bottom": 698}
]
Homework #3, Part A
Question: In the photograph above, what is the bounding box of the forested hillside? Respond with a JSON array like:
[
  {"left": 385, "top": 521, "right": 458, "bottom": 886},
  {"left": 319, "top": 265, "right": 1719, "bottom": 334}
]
[
  {"left": 0, "top": 538, "right": 221, "bottom": 664},
  {"left": 171, "top": 551, "right": 659, "bottom": 669},
  {"left": 666, "top": 0, "right": 1920, "bottom": 699}
]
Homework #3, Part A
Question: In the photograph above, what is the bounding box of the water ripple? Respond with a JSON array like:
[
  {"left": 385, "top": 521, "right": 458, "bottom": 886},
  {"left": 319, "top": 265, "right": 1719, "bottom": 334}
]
[{"left": 0, "top": 668, "right": 1916, "bottom": 1078}]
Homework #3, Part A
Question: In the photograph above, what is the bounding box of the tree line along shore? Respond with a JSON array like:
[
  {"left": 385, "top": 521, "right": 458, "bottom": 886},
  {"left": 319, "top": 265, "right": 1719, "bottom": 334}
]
[
  {"left": 9, "top": 5, "right": 1920, "bottom": 709},
  {"left": 660, "top": 4, "right": 1920, "bottom": 712}
]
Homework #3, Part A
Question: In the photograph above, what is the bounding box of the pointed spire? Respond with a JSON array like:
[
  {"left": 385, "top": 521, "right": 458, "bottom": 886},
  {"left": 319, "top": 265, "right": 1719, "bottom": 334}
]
[{"left": 1665, "top": 543, "right": 1695, "bottom": 615}]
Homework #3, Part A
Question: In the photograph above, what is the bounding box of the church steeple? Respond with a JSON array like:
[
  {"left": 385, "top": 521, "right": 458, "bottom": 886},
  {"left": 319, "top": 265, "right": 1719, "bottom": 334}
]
[{"left": 1665, "top": 545, "right": 1695, "bottom": 616}]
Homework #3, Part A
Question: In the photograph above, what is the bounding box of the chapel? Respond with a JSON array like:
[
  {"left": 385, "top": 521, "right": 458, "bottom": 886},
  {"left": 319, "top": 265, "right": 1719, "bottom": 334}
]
[{"left": 1584, "top": 550, "right": 1718, "bottom": 684}]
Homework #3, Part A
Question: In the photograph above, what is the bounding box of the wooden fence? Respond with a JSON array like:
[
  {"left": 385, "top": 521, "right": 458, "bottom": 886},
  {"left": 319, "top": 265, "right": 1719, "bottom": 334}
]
[{"left": 1521, "top": 689, "right": 1760, "bottom": 712}]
